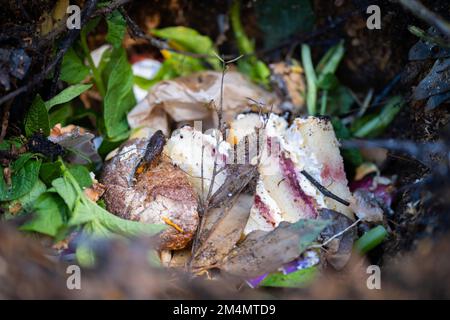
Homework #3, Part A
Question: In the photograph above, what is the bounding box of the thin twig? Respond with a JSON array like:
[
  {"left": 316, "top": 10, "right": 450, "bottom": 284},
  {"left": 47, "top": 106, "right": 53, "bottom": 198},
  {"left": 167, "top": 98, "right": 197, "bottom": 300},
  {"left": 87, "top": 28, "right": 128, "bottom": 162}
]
[
  {"left": 320, "top": 218, "right": 361, "bottom": 248},
  {"left": 0, "top": 0, "right": 99, "bottom": 107},
  {"left": 0, "top": 100, "right": 12, "bottom": 143},
  {"left": 300, "top": 170, "right": 351, "bottom": 206},
  {"left": 398, "top": 0, "right": 450, "bottom": 39},
  {"left": 342, "top": 138, "right": 446, "bottom": 167}
]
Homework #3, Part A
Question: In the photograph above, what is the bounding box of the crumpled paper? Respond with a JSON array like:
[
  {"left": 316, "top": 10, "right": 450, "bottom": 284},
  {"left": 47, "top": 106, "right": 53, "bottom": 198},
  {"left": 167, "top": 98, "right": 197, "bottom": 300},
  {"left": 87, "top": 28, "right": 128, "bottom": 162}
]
[{"left": 127, "top": 70, "right": 280, "bottom": 135}]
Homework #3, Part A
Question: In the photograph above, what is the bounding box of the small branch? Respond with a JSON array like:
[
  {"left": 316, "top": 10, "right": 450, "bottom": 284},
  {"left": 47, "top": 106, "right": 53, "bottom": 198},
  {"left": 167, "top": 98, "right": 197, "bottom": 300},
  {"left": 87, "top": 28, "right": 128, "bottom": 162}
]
[
  {"left": 321, "top": 218, "right": 361, "bottom": 248},
  {"left": 300, "top": 170, "right": 351, "bottom": 206},
  {"left": 0, "top": 100, "right": 12, "bottom": 143},
  {"left": 0, "top": 0, "right": 99, "bottom": 107},
  {"left": 119, "top": 8, "right": 169, "bottom": 51},
  {"left": 94, "top": 0, "right": 131, "bottom": 16},
  {"left": 398, "top": 0, "right": 450, "bottom": 39},
  {"left": 40, "top": 0, "right": 132, "bottom": 48},
  {"left": 342, "top": 138, "right": 446, "bottom": 167}
]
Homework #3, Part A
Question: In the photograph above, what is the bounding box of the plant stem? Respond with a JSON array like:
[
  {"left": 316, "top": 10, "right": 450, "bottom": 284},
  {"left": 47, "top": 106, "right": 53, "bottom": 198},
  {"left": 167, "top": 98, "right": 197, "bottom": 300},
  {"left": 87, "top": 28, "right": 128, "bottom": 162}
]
[
  {"left": 320, "top": 90, "right": 328, "bottom": 115},
  {"left": 80, "top": 30, "right": 106, "bottom": 97},
  {"left": 355, "top": 225, "right": 388, "bottom": 254},
  {"left": 353, "top": 96, "right": 403, "bottom": 138},
  {"left": 301, "top": 44, "right": 317, "bottom": 115},
  {"left": 230, "top": 0, "right": 253, "bottom": 55}
]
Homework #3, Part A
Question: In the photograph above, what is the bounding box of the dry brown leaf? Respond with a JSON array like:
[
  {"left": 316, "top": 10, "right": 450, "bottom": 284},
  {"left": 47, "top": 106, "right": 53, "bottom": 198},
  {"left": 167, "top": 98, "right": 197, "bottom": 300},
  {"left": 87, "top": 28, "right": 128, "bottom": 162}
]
[
  {"left": 220, "top": 219, "right": 329, "bottom": 278},
  {"left": 83, "top": 182, "right": 106, "bottom": 202},
  {"left": 351, "top": 189, "right": 384, "bottom": 223},
  {"left": 191, "top": 194, "right": 253, "bottom": 272},
  {"left": 169, "top": 248, "right": 192, "bottom": 269},
  {"left": 319, "top": 209, "right": 356, "bottom": 270},
  {"left": 207, "top": 164, "right": 257, "bottom": 209}
]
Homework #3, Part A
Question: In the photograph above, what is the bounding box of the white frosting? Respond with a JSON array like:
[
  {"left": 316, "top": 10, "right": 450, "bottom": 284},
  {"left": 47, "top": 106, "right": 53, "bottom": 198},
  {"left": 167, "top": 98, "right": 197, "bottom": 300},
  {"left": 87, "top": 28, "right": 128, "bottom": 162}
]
[
  {"left": 165, "top": 126, "right": 230, "bottom": 199},
  {"left": 236, "top": 114, "right": 330, "bottom": 234},
  {"left": 244, "top": 180, "right": 283, "bottom": 234}
]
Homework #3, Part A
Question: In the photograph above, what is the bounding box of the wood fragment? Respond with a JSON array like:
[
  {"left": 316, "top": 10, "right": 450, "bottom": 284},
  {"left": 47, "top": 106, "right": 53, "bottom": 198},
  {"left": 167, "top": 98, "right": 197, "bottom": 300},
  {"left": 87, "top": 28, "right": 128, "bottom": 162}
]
[{"left": 300, "top": 170, "right": 350, "bottom": 206}]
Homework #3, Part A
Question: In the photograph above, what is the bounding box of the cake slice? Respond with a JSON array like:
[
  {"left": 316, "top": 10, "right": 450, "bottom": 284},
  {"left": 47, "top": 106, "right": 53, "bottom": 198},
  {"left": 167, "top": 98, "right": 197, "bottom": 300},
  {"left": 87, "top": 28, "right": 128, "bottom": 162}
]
[{"left": 227, "top": 114, "right": 354, "bottom": 234}]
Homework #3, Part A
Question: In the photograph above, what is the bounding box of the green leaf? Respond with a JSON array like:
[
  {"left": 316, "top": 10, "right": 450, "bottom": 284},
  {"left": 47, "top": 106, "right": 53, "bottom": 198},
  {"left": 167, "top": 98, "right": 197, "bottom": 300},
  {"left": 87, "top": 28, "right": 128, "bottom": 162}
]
[
  {"left": 76, "top": 244, "right": 97, "bottom": 267},
  {"left": 98, "top": 207, "right": 167, "bottom": 238},
  {"left": 106, "top": 10, "right": 126, "bottom": 48},
  {"left": 327, "top": 85, "right": 355, "bottom": 115},
  {"left": 352, "top": 96, "right": 404, "bottom": 138},
  {"left": 164, "top": 51, "right": 206, "bottom": 76},
  {"left": 355, "top": 225, "right": 388, "bottom": 254},
  {"left": 260, "top": 266, "right": 318, "bottom": 288},
  {"left": 237, "top": 58, "right": 271, "bottom": 86},
  {"left": 103, "top": 47, "right": 136, "bottom": 139},
  {"left": 0, "top": 157, "right": 41, "bottom": 201},
  {"left": 39, "top": 161, "right": 63, "bottom": 185},
  {"left": 55, "top": 163, "right": 167, "bottom": 239},
  {"left": 52, "top": 176, "right": 79, "bottom": 211},
  {"left": 230, "top": 0, "right": 270, "bottom": 86},
  {"left": 68, "top": 165, "right": 92, "bottom": 188},
  {"left": 60, "top": 47, "right": 90, "bottom": 84},
  {"left": 49, "top": 103, "right": 73, "bottom": 127},
  {"left": 152, "top": 26, "right": 220, "bottom": 70},
  {"left": 70, "top": 197, "right": 167, "bottom": 238},
  {"left": 331, "top": 118, "right": 363, "bottom": 167},
  {"left": 316, "top": 73, "right": 339, "bottom": 90},
  {"left": 10, "top": 179, "right": 47, "bottom": 213},
  {"left": 302, "top": 44, "right": 318, "bottom": 115},
  {"left": 12, "top": 152, "right": 34, "bottom": 171},
  {"left": 82, "top": 16, "right": 101, "bottom": 35},
  {"left": 24, "top": 95, "right": 50, "bottom": 137},
  {"left": 69, "top": 198, "right": 98, "bottom": 225},
  {"left": 20, "top": 192, "right": 67, "bottom": 237},
  {"left": 230, "top": 0, "right": 254, "bottom": 55},
  {"left": 45, "top": 84, "right": 92, "bottom": 111},
  {"left": 69, "top": 197, "right": 167, "bottom": 237},
  {"left": 316, "top": 41, "right": 345, "bottom": 78}
]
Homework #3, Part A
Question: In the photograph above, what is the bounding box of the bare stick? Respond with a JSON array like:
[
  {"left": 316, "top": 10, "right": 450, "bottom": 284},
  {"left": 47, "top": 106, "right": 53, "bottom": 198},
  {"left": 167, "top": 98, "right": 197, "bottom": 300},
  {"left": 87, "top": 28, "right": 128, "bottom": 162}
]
[
  {"left": 300, "top": 170, "right": 351, "bottom": 206},
  {"left": 321, "top": 218, "right": 361, "bottom": 248},
  {"left": 0, "top": 100, "right": 12, "bottom": 143},
  {"left": 398, "top": 0, "right": 450, "bottom": 38},
  {"left": 0, "top": 0, "right": 99, "bottom": 107}
]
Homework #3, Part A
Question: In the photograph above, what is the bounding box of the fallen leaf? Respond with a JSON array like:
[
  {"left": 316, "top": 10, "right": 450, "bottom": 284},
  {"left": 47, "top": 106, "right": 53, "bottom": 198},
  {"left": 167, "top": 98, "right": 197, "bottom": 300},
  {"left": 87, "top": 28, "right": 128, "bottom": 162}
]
[
  {"left": 83, "top": 182, "right": 106, "bottom": 202},
  {"left": 319, "top": 209, "right": 355, "bottom": 270},
  {"left": 191, "top": 194, "right": 253, "bottom": 271},
  {"left": 169, "top": 248, "right": 192, "bottom": 269},
  {"left": 351, "top": 189, "right": 384, "bottom": 223},
  {"left": 208, "top": 164, "right": 257, "bottom": 209},
  {"left": 220, "top": 219, "right": 328, "bottom": 278}
]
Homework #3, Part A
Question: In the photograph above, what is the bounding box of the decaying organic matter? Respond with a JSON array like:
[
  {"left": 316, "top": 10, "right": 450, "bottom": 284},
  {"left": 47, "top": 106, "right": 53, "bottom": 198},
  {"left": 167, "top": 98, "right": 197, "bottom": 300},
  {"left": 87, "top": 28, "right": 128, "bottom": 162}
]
[
  {"left": 1, "top": 0, "right": 450, "bottom": 300},
  {"left": 101, "top": 131, "right": 199, "bottom": 250}
]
